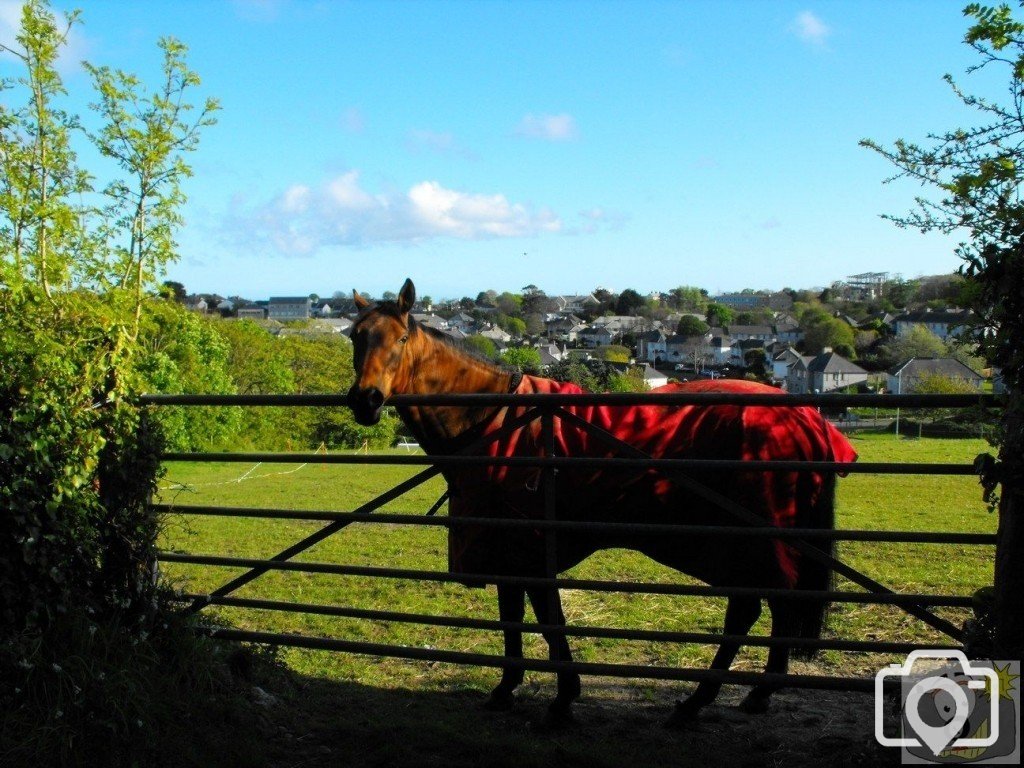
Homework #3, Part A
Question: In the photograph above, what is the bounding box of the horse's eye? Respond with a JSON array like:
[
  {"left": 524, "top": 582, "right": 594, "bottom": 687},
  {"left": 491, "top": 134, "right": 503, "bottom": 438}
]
[{"left": 399, "top": 335, "right": 409, "bottom": 345}]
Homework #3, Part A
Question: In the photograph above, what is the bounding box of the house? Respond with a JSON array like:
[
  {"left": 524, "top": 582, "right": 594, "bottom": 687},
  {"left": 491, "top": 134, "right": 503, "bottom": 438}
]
[
  {"left": 552, "top": 294, "right": 599, "bottom": 315},
  {"left": 479, "top": 325, "right": 513, "bottom": 344},
  {"left": 893, "top": 308, "right": 974, "bottom": 341},
  {"left": 636, "top": 329, "right": 668, "bottom": 364},
  {"left": 774, "top": 321, "right": 804, "bottom": 345},
  {"left": 728, "top": 324, "right": 775, "bottom": 344},
  {"left": 640, "top": 364, "right": 669, "bottom": 389},
  {"left": 772, "top": 347, "right": 805, "bottom": 385},
  {"left": 185, "top": 297, "right": 208, "bottom": 313},
  {"left": 579, "top": 325, "right": 616, "bottom": 348},
  {"left": 664, "top": 332, "right": 713, "bottom": 369},
  {"left": 268, "top": 296, "right": 312, "bottom": 321},
  {"left": 412, "top": 313, "right": 448, "bottom": 333},
  {"left": 237, "top": 306, "right": 266, "bottom": 320},
  {"left": 545, "top": 314, "right": 583, "bottom": 337},
  {"left": 447, "top": 312, "right": 477, "bottom": 334},
  {"left": 536, "top": 343, "right": 567, "bottom": 368},
  {"left": 787, "top": 349, "right": 868, "bottom": 394},
  {"left": 887, "top": 357, "right": 984, "bottom": 393},
  {"left": 712, "top": 292, "right": 769, "bottom": 310}
]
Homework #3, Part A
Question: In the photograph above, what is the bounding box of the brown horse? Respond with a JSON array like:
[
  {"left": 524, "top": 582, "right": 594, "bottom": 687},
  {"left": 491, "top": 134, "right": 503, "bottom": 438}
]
[{"left": 347, "top": 279, "right": 857, "bottom": 727}]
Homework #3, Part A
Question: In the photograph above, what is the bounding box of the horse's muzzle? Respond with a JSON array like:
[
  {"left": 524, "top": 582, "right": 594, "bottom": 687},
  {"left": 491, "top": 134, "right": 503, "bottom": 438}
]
[{"left": 347, "top": 384, "right": 384, "bottom": 426}]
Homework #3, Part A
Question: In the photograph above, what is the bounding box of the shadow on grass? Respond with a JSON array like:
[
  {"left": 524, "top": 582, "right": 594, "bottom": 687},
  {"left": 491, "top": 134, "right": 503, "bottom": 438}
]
[{"left": 209, "top": 660, "right": 900, "bottom": 768}]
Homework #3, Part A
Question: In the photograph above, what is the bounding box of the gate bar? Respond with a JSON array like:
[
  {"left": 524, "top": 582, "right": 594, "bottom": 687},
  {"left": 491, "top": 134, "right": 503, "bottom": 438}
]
[
  {"left": 183, "top": 593, "right": 962, "bottom": 654},
  {"left": 153, "top": 504, "right": 998, "bottom": 544},
  {"left": 158, "top": 553, "right": 976, "bottom": 607},
  {"left": 201, "top": 626, "right": 877, "bottom": 693},
  {"left": 158, "top": 452, "right": 975, "bottom": 475}
]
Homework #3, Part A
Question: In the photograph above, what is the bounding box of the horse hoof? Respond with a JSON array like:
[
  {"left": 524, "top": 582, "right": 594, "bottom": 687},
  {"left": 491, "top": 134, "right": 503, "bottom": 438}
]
[
  {"left": 664, "top": 699, "right": 701, "bottom": 729},
  {"left": 738, "top": 693, "right": 771, "bottom": 715}
]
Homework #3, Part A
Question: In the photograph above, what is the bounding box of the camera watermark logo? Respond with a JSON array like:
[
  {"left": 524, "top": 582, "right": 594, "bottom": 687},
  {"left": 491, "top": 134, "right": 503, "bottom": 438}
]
[{"left": 875, "top": 650, "right": 1020, "bottom": 764}]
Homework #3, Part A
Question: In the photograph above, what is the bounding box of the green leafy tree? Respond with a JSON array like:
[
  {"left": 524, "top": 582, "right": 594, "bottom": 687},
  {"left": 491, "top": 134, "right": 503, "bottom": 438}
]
[
  {"left": 607, "top": 366, "right": 648, "bottom": 392},
  {"left": 592, "top": 344, "right": 631, "bottom": 363},
  {"left": 879, "top": 324, "right": 947, "bottom": 366},
  {"left": 84, "top": 37, "right": 219, "bottom": 342},
  {"left": 615, "top": 287, "right": 644, "bottom": 316},
  {"left": 0, "top": 1, "right": 88, "bottom": 297},
  {"left": 861, "top": 1, "right": 1024, "bottom": 658},
  {"left": 499, "top": 345, "right": 542, "bottom": 372},
  {"left": 676, "top": 315, "right": 710, "bottom": 337},
  {"left": 705, "top": 302, "right": 734, "bottom": 327},
  {"left": 667, "top": 285, "right": 709, "bottom": 312},
  {"left": 464, "top": 334, "right": 498, "bottom": 360}
]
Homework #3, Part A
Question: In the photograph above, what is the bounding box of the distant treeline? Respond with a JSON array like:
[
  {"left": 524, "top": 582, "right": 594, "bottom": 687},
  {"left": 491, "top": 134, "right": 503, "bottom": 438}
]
[{"left": 140, "top": 300, "right": 398, "bottom": 451}]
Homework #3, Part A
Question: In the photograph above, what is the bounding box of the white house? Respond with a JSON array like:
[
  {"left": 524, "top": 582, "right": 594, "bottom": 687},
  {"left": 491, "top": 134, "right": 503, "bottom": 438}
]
[
  {"left": 887, "top": 357, "right": 984, "bottom": 393},
  {"left": 787, "top": 350, "right": 868, "bottom": 394},
  {"left": 893, "top": 309, "right": 974, "bottom": 341}
]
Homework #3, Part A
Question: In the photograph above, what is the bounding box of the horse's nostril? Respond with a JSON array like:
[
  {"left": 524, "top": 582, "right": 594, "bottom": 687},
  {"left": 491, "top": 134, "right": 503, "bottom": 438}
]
[{"left": 366, "top": 388, "right": 384, "bottom": 410}]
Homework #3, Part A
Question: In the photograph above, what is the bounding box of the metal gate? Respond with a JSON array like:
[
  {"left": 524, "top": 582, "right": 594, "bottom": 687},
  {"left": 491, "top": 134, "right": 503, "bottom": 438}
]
[{"left": 144, "top": 390, "right": 998, "bottom": 696}]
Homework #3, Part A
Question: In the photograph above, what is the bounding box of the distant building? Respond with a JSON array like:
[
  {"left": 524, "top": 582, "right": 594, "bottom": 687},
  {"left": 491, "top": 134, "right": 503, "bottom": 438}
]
[
  {"left": 893, "top": 308, "right": 974, "bottom": 341},
  {"left": 787, "top": 349, "right": 868, "bottom": 394},
  {"left": 237, "top": 307, "right": 266, "bottom": 320},
  {"left": 887, "top": 357, "right": 984, "bottom": 393},
  {"left": 268, "top": 296, "right": 312, "bottom": 321}
]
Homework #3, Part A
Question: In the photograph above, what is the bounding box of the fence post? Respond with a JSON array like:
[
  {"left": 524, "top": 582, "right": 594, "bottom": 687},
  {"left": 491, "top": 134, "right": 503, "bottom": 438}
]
[{"left": 541, "top": 407, "right": 558, "bottom": 591}]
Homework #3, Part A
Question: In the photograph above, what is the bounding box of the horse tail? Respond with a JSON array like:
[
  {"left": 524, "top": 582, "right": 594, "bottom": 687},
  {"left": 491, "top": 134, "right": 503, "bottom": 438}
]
[{"left": 791, "top": 471, "right": 836, "bottom": 660}]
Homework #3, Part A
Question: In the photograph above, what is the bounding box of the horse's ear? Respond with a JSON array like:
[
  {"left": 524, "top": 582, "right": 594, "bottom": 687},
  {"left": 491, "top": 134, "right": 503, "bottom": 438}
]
[
  {"left": 397, "top": 279, "right": 416, "bottom": 314},
  {"left": 353, "top": 290, "right": 370, "bottom": 310}
]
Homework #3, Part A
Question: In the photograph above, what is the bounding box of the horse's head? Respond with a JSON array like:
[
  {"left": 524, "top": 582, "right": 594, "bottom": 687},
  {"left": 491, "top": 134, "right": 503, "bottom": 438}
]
[{"left": 346, "top": 278, "right": 417, "bottom": 425}]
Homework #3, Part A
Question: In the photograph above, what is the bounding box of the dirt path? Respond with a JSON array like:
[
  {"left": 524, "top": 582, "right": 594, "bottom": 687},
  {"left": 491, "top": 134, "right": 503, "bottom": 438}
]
[{"left": 243, "top": 674, "right": 901, "bottom": 768}]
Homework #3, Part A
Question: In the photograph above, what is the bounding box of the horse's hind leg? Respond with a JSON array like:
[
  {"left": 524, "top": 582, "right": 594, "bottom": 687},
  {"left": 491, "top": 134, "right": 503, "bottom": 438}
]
[
  {"left": 486, "top": 584, "right": 526, "bottom": 710},
  {"left": 666, "top": 596, "right": 762, "bottom": 727},
  {"left": 739, "top": 597, "right": 798, "bottom": 714},
  {"left": 526, "top": 586, "right": 581, "bottom": 726}
]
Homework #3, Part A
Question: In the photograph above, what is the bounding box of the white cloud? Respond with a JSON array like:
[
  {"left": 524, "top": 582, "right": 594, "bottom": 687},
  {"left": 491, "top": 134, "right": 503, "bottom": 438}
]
[
  {"left": 228, "top": 171, "right": 562, "bottom": 254},
  {"left": 792, "top": 11, "right": 830, "bottom": 47},
  {"left": 516, "top": 113, "right": 579, "bottom": 142}
]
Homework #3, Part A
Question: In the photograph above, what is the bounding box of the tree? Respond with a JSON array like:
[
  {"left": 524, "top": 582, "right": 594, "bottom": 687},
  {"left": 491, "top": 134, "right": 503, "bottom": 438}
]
[
  {"left": 667, "top": 285, "right": 709, "bottom": 312},
  {"left": 464, "top": 334, "right": 498, "bottom": 360},
  {"left": 676, "top": 315, "right": 710, "bottom": 337},
  {"left": 84, "top": 38, "right": 219, "bottom": 342},
  {"left": 879, "top": 325, "right": 947, "bottom": 365},
  {"left": 615, "top": 288, "right": 644, "bottom": 316},
  {"left": 592, "top": 344, "right": 631, "bottom": 363},
  {"left": 705, "top": 302, "right": 734, "bottom": 327},
  {"left": 0, "top": 1, "right": 88, "bottom": 298},
  {"left": 861, "top": 2, "right": 1024, "bottom": 659},
  {"left": 499, "top": 346, "right": 541, "bottom": 372}
]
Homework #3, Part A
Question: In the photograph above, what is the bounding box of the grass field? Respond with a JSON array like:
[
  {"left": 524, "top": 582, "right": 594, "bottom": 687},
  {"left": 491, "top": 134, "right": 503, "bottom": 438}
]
[{"left": 156, "top": 431, "right": 996, "bottom": 701}]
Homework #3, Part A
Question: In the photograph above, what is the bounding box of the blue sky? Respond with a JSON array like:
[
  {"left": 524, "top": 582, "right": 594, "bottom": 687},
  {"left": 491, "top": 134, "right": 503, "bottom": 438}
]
[{"left": 1, "top": 1, "right": 991, "bottom": 300}]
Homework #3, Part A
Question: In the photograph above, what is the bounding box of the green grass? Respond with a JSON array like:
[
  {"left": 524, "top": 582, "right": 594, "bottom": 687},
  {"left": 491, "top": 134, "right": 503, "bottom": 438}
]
[{"left": 157, "top": 434, "right": 996, "bottom": 691}]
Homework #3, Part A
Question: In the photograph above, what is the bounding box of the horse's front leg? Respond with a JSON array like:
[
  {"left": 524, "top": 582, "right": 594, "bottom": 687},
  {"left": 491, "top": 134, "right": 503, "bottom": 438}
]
[
  {"left": 486, "top": 583, "right": 526, "bottom": 710},
  {"left": 527, "top": 586, "right": 581, "bottom": 726}
]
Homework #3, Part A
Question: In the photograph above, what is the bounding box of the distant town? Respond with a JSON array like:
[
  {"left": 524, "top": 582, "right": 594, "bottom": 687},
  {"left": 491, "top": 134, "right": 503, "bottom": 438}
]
[{"left": 167, "top": 269, "right": 993, "bottom": 396}]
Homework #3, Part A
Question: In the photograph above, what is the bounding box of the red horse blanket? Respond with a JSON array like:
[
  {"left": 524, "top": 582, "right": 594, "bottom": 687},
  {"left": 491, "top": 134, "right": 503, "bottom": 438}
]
[{"left": 446, "top": 376, "right": 857, "bottom": 585}]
